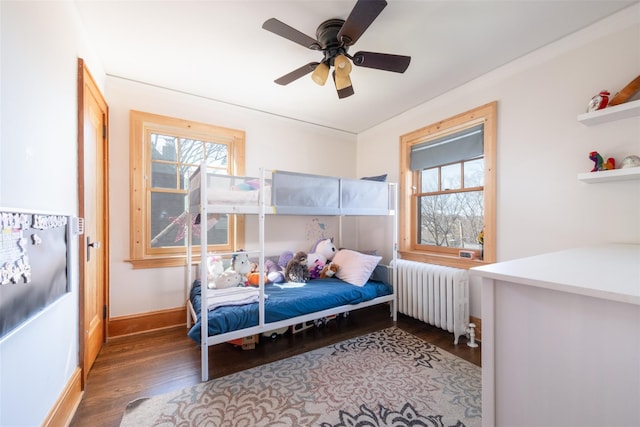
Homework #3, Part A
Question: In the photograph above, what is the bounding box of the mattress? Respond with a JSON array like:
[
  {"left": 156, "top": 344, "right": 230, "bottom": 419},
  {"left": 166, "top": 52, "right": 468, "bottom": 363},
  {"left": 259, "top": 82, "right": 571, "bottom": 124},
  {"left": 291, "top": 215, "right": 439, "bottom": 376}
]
[{"left": 188, "top": 278, "right": 392, "bottom": 342}]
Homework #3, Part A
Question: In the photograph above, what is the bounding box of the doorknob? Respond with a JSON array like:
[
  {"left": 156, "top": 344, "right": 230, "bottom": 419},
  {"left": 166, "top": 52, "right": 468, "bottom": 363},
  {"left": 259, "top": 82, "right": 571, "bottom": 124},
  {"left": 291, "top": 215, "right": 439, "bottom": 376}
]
[{"left": 87, "top": 236, "right": 101, "bottom": 262}]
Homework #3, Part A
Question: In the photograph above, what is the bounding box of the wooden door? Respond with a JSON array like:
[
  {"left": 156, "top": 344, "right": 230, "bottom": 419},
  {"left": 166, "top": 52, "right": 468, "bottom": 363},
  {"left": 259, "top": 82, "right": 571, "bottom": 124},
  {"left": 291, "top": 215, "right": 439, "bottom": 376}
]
[{"left": 77, "top": 59, "right": 109, "bottom": 385}]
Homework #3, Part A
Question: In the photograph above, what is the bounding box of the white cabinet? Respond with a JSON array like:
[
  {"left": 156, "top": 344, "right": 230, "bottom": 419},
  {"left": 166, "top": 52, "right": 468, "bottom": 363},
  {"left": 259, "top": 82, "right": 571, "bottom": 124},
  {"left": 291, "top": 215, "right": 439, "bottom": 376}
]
[
  {"left": 471, "top": 244, "right": 640, "bottom": 427},
  {"left": 577, "top": 99, "right": 640, "bottom": 183}
]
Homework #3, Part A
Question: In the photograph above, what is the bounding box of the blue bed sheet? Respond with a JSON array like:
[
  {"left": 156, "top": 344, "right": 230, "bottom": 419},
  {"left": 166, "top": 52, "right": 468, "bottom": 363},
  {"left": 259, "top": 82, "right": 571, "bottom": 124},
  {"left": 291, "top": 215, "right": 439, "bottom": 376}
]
[{"left": 188, "top": 278, "right": 392, "bottom": 342}]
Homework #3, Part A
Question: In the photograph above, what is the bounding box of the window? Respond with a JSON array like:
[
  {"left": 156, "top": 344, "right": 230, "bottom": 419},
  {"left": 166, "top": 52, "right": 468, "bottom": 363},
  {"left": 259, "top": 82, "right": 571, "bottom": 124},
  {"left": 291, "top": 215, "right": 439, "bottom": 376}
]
[
  {"left": 129, "top": 111, "right": 245, "bottom": 268},
  {"left": 399, "top": 102, "right": 496, "bottom": 268}
]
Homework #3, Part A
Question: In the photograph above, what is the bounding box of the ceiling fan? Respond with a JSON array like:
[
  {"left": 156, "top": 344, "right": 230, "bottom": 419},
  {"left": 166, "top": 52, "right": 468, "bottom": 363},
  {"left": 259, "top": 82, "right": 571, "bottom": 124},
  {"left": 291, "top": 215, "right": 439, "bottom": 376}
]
[{"left": 262, "top": 0, "right": 411, "bottom": 99}]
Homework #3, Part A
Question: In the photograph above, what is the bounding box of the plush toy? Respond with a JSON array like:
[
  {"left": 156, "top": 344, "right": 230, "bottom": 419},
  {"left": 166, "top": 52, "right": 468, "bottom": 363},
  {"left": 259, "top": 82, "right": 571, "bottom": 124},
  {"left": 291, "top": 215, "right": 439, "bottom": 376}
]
[
  {"left": 246, "top": 272, "right": 267, "bottom": 286},
  {"left": 309, "top": 259, "right": 324, "bottom": 279},
  {"left": 320, "top": 261, "right": 339, "bottom": 279},
  {"left": 226, "top": 250, "right": 251, "bottom": 284},
  {"left": 307, "top": 238, "right": 337, "bottom": 269},
  {"left": 278, "top": 251, "right": 294, "bottom": 270},
  {"left": 254, "top": 251, "right": 293, "bottom": 284},
  {"left": 315, "top": 238, "right": 337, "bottom": 261},
  {"left": 213, "top": 270, "right": 243, "bottom": 289},
  {"left": 206, "top": 255, "right": 224, "bottom": 288},
  {"left": 589, "top": 151, "right": 615, "bottom": 172},
  {"left": 249, "top": 262, "right": 259, "bottom": 273},
  {"left": 246, "top": 261, "right": 271, "bottom": 286},
  {"left": 265, "top": 258, "right": 285, "bottom": 283},
  {"left": 230, "top": 250, "right": 251, "bottom": 275},
  {"left": 219, "top": 250, "right": 252, "bottom": 286},
  {"left": 284, "top": 251, "right": 310, "bottom": 283}
]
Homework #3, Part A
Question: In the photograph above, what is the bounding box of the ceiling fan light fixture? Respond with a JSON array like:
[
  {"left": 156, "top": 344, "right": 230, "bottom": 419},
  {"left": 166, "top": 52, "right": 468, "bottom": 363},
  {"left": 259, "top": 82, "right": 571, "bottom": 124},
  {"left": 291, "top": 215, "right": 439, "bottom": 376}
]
[
  {"left": 334, "top": 54, "right": 352, "bottom": 78},
  {"left": 264, "top": 0, "right": 409, "bottom": 98},
  {"left": 334, "top": 73, "right": 352, "bottom": 91},
  {"left": 311, "top": 62, "right": 329, "bottom": 86}
]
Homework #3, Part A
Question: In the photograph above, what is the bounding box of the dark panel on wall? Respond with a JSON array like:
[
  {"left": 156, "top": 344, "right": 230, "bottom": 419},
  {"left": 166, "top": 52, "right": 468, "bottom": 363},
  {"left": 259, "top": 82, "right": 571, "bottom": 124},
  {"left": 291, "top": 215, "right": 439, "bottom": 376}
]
[{"left": 0, "top": 210, "right": 70, "bottom": 339}]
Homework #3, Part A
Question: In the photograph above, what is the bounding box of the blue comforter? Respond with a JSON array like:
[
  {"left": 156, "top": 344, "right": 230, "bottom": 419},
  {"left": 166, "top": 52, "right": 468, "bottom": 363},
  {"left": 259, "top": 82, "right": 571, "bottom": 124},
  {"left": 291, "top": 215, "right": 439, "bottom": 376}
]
[{"left": 188, "top": 278, "right": 392, "bottom": 342}]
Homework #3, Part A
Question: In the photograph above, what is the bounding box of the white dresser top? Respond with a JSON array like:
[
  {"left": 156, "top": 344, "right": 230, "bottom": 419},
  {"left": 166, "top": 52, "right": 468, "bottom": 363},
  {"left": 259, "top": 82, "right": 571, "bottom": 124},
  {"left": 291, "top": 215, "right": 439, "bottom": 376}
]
[{"left": 470, "top": 243, "right": 640, "bottom": 305}]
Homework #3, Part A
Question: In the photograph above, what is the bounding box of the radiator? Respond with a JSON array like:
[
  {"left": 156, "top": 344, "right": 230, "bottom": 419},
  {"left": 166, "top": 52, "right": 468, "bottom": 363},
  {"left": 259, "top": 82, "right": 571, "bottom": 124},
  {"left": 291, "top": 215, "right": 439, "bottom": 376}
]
[{"left": 395, "top": 259, "right": 469, "bottom": 344}]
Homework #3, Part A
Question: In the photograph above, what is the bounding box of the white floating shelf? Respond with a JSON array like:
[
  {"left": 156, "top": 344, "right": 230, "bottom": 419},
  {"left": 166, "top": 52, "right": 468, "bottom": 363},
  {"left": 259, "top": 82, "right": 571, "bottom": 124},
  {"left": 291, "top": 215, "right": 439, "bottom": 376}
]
[
  {"left": 578, "top": 167, "right": 640, "bottom": 183},
  {"left": 577, "top": 99, "right": 640, "bottom": 125}
]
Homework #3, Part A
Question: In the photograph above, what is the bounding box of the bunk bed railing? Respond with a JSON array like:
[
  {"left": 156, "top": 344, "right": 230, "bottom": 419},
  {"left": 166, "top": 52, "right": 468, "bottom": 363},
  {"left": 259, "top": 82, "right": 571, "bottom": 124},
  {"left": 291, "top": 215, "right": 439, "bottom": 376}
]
[{"left": 199, "top": 163, "right": 209, "bottom": 381}]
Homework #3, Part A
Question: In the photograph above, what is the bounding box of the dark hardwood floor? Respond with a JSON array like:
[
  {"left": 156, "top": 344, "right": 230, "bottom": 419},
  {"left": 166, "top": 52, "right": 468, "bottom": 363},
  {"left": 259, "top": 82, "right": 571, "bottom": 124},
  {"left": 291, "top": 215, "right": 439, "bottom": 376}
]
[{"left": 70, "top": 305, "right": 481, "bottom": 427}]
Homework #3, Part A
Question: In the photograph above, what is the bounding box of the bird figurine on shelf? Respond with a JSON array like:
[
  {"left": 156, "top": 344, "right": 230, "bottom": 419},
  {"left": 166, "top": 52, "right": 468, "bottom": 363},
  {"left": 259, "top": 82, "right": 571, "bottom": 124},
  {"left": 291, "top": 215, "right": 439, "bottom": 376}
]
[
  {"left": 589, "top": 151, "right": 615, "bottom": 172},
  {"left": 587, "top": 90, "right": 610, "bottom": 112}
]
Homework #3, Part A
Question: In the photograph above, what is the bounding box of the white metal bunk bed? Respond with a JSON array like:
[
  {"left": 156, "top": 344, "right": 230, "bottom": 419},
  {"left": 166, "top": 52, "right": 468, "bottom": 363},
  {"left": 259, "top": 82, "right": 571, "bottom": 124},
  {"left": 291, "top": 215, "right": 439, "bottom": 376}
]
[{"left": 186, "top": 163, "right": 397, "bottom": 381}]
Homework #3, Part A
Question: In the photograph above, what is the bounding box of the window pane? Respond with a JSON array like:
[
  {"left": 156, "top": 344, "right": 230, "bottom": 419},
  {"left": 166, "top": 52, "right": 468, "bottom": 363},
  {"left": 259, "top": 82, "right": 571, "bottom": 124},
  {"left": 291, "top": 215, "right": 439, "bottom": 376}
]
[
  {"left": 464, "top": 158, "right": 484, "bottom": 188},
  {"left": 180, "top": 139, "right": 203, "bottom": 165},
  {"left": 150, "top": 192, "right": 187, "bottom": 248},
  {"left": 192, "top": 214, "right": 228, "bottom": 247},
  {"left": 205, "top": 143, "right": 228, "bottom": 167},
  {"left": 151, "top": 134, "right": 177, "bottom": 161},
  {"left": 420, "top": 168, "right": 438, "bottom": 193},
  {"left": 180, "top": 165, "right": 197, "bottom": 191},
  {"left": 150, "top": 192, "right": 229, "bottom": 248},
  {"left": 441, "top": 163, "right": 461, "bottom": 190},
  {"left": 151, "top": 162, "right": 177, "bottom": 189},
  {"left": 418, "top": 191, "right": 484, "bottom": 249}
]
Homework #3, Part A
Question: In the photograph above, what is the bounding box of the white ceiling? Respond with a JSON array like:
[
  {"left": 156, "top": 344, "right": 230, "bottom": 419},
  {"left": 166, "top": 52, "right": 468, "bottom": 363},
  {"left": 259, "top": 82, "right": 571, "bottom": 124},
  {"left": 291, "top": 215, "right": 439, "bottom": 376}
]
[{"left": 74, "top": 0, "right": 636, "bottom": 134}]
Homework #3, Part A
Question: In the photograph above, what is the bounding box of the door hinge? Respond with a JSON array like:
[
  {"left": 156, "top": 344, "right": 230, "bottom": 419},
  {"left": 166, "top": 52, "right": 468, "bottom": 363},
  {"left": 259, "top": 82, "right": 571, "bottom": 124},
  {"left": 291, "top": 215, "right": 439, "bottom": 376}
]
[
  {"left": 103, "top": 305, "right": 107, "bottom": 319},
  {"left": 102, "top": 124, "right": 107, "bottom": 140}
]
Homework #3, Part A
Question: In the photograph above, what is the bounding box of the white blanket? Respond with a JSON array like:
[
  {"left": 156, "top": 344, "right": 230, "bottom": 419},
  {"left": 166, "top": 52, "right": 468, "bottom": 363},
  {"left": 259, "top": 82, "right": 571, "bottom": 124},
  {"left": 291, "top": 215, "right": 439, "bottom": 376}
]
[
  {"left": 274, "top": 282, "right": 307, "bottom": 289},
  {"left": 206, "top": 287, "right": 265, "bottom": 311}
]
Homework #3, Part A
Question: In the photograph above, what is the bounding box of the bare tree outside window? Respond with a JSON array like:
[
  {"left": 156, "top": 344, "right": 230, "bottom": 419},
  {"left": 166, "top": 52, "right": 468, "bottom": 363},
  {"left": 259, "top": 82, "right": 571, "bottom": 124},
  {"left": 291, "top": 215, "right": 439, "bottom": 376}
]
[
  {"left": 149, "top": 134, "right": 229, "bottom": 249},
  {"left": 417, "top": 157, "right": 484, "bottom": 250}
]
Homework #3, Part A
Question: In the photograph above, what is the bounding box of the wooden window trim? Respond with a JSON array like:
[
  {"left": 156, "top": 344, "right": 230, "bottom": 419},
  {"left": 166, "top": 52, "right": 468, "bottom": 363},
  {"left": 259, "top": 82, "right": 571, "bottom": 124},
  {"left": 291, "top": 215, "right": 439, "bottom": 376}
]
[
  {"left": 128, "top": 110, "right": 246, "bottom": 269},
  {"left": 399, "top": 101, "right": 497, "bottom": 268}
]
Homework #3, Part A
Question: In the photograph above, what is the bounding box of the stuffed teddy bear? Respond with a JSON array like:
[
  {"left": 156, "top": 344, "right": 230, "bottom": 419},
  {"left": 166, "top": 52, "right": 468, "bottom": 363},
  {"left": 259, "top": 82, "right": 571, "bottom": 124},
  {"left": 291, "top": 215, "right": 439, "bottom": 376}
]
[
  {"left": 307, "top": 238, "right": 337, "bottom": 269},
  {"left": 213, "top": 270, "right": 243, "bottom": 289},
  {"left": 320, "top": 261, "right": 339, "bottom": 279},
  {"left": 284, "top": 251, "right": 310, "bottom": 283}
]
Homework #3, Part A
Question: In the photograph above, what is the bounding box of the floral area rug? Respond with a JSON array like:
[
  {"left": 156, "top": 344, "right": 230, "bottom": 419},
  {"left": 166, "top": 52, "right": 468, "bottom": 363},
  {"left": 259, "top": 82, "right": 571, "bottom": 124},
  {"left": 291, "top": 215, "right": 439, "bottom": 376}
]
[{"left": 120, "top": 327, "right": 481, "bottom": 427}]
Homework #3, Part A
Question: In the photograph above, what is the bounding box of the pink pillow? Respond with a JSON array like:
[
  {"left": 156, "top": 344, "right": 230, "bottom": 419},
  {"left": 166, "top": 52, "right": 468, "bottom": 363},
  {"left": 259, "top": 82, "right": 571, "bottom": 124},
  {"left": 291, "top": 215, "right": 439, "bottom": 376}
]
[{"left": 332, "top": 249, "right": 382, "bottom": 287}]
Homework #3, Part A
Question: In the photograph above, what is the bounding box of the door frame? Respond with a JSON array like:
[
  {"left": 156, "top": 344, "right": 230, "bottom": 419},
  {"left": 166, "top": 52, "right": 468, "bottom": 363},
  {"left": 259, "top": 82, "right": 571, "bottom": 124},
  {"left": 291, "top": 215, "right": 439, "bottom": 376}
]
[{"left": 77, "top": 58, "right": 110, "bottom": 387}]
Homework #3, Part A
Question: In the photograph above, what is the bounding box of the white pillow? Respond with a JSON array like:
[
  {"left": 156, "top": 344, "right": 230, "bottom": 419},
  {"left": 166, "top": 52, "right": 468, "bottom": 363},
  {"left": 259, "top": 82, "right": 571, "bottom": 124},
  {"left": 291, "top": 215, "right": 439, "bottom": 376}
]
[{"left": 333, "top": 249, "right": 382, "bottom": 287}]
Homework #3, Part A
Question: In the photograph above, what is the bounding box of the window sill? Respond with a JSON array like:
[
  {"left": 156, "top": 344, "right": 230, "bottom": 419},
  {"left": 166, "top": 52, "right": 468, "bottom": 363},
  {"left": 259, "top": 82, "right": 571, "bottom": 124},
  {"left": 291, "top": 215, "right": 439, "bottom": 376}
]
[
  {"left": 127, "top": 256, "right": 191, "bottom": 269},
  {"left": 398, "top": 250, "right": 492, "bottom": 270}
]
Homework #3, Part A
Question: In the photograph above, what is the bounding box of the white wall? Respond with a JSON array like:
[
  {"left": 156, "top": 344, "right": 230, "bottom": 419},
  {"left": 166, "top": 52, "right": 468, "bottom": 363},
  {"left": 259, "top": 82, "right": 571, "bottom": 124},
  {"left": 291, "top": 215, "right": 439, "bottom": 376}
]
[
  {"left": 106, "top": 77, "right": 358, "bottom": 316},
  {"left": 356, "top": 5, "right": 640, "bottom": 319},
  {"left": 0, "top": 1, "right": 104, "bottom": 426}
]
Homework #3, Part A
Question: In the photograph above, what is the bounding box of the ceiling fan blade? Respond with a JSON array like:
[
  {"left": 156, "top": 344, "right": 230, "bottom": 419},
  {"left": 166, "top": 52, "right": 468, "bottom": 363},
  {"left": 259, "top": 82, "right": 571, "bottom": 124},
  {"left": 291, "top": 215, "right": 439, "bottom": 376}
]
[
  {"left": 262, "top": 18, "right": 321, "bottom": 50},
  {"left": 337, "top": 0, "right": 387, "bottom": 46},
  {"left": 332, "top": 71, "right": 355, "bottom": 99},
  {"left": 352, "top": 51, "right": 411, "bottom": 73},
  {"left": 274, "top": 62, "right": 320, "bottom": 85}
]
